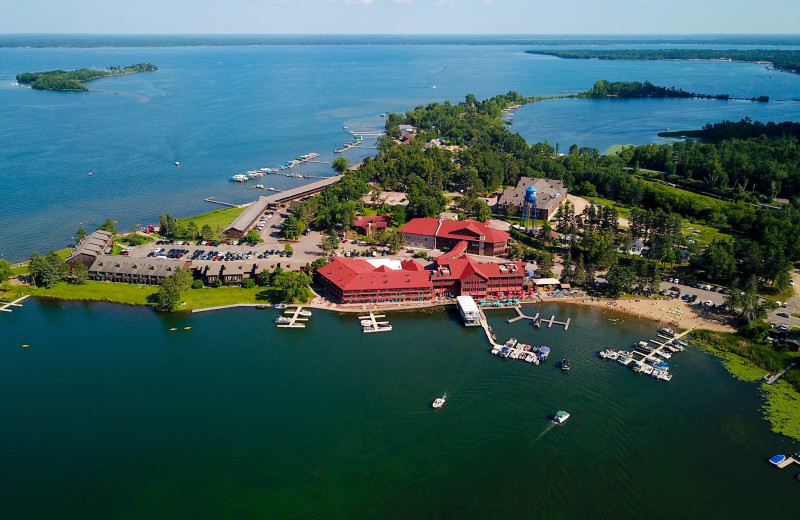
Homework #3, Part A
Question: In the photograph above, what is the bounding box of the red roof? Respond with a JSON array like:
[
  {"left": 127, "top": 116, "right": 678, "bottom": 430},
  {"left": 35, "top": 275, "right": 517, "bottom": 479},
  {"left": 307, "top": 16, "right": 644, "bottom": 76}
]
[
  {"left": 436, "top": 255, "right": 525, "bottom": 281},
  {"left": 317, "top": 257, "right": 431, "bottom": 292},
  {"left": 353, "top": 214, "right": 392, "bottom": 231},
  {"left": 435, "top": 240, "right": 468, "bottom": 261},
  {"left": 400, "top": 218, "right": 508, "bottom": 244}
]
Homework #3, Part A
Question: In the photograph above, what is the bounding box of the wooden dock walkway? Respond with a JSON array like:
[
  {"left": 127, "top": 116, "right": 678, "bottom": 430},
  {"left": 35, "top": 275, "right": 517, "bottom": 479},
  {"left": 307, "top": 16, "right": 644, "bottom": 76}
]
[
  {"left": 766, "top": 360, "right": 798, "bottom": 385},
  {"left": 775, "top": 453, "right": 800, "bottom": 468},
  {"left": 0, "top": 294, "right": 30, "bottom": 313},
  {"left": 505, "top": 306, "right": 570, "bottom": 330},
  {"left": 628, "top": 328, "right": 694, "bottom": 367},
  {"left": 277, "top": 306, "right": 309, "bottom": 328},
  {"left": 357, "top": 311, "right": 392, "bottom": 333},
  {"left": 204, "top": 197, "right": 237, "bottom": 207}
]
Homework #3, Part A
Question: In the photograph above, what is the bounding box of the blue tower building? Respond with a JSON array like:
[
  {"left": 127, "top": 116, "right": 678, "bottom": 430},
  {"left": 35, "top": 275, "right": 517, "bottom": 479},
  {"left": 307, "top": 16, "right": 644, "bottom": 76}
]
[{"left": 520, "top": 186, "right": 538, "bottom": 232}]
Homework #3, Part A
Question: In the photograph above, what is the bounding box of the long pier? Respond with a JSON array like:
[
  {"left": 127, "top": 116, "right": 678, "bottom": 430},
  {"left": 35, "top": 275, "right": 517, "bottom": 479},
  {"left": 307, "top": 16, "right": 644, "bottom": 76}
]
[
  {"left": 505, "top": 306, "right": 570, "bottom": 330},
  {"left": 277, "top": 306, "right": 309, "bottom": 328},
  {"left": 0, "top": 294, "right": 30, "bottom": 313},
  {"left": 204, "top": 197, "right": 238, "bottom": 207}
]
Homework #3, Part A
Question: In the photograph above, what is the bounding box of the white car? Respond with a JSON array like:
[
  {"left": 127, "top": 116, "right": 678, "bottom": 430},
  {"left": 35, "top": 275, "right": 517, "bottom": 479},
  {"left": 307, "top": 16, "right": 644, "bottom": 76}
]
[
  {"left": 790, "top": 280, "right": 795, "bottom": 286},
  {"left": 778, "top": 323, "right": 790, "bottom": 331}
]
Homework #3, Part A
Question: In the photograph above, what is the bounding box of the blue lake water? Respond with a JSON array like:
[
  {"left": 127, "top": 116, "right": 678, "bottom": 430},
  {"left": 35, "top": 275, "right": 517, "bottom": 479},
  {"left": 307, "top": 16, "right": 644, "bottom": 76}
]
[{"left": 1, "top": 42, "right": 800, "bottom": 262}]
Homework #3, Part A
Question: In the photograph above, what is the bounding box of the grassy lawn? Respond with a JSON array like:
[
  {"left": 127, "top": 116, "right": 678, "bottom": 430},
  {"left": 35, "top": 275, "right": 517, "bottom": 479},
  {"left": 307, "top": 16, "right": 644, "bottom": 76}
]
[
  {"left": 32, "top": 281, "right": 158, "bottom": 305},
  {"left": 22, "top": 280, "right": 282, "bottom": 311},
  {"left": 680, "top": 220, "right": 731, "bottom": 247},
  {"left": 603, "top": 144, "right": 633, "bottom": 156},
  {"left": 177, "top": 206, "right": 246, "bottom": 236},
  {"left": 180, "top": 286, "right": 278, "bottom": 310}
]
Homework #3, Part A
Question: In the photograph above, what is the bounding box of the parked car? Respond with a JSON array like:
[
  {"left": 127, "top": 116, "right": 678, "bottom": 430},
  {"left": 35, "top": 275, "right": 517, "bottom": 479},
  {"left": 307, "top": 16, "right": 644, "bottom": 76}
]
[{"left": 777, "top": 312, "right": 790, "bottom": 318}]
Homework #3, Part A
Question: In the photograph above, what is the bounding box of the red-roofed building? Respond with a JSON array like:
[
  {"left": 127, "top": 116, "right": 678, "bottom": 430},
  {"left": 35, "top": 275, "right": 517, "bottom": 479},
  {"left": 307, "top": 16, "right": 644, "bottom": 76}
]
[
  {"left": 400, "top": 218, "right": 509, "bottom": 256},
  {"left": 431, "top": 243, "right": 525, "bottom": 298},
  {"left": 353, "top": 214, "right": 392, "bottom": 236},
  {"left": 315, "top": 257, "right": 433, "bottom": 304}
]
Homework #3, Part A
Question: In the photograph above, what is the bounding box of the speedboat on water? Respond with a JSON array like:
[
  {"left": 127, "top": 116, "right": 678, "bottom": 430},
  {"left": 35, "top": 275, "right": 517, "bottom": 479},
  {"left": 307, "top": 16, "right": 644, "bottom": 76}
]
[
  {"left": 561, "top": 359, "right": 570, "bottom": 371},
  {"left": 553, "top": 410, "right": 570, "bottom": 424},
  {"left": 432, "top": 393, "right": 446, "bottom": 409}
]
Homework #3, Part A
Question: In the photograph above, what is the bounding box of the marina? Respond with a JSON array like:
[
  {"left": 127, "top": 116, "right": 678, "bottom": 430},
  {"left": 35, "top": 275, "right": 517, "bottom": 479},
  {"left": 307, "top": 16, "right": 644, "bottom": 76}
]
[
  {"left": 506, "top": 305, "right": 570, "bottom": 331},
  {"left": 598, "top": 327, "right": 698, "bottom": 382}
]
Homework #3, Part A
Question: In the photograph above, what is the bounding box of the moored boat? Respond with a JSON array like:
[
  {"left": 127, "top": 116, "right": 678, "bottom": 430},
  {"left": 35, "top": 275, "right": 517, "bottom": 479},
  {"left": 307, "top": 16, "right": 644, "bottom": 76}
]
[
  {"left": 432, "top": 393, "right": 446, "bottom": 408},
  {"left": 538, "top": 346, "right": 550, "bottom": 362},
  {"left": 769, "top": 454, "right": 787, "bottom": 466},
  {"left": 561, "top": 359, "right": 570, "bottom": 371},
  {"left": 658, "top": 326, "right": 676, "bottom": 337}
]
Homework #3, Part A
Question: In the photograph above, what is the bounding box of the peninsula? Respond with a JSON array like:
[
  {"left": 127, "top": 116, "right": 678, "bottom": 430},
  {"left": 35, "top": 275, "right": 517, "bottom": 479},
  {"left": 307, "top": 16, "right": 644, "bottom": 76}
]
[
  {"left": 525, "top": 49, "right": 800, "bottom": 75},
  {"left": 16, "top": 62, "right": 157, "bottom": 91}
]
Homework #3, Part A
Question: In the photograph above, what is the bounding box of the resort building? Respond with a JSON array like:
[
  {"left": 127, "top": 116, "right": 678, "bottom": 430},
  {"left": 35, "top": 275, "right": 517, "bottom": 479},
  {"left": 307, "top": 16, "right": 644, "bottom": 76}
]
[
  {"left": 496, "top": 177, "right": 568, "bottom": 221},
  {"left": 353, "top": 214, "right": 392, "bottom": 236},
  {"left": 198, "top": 263, "right": 253, "bottom": 286},
  {"left": 400, "top": 218, "right": 509, "bottom": 256},
  {"left": 314, "top": 257, "right": 433, "bottom": 304},
  {"left": 88, "top": 256, "right": 191, "bottom": 285},
  {"left": 315, "top": 244, "right": 525, "bottom": 304},
  {"left": 429, "top": 242, "right": 525, "bottom": 298},
  {"left": 225, "top": 197, "right": 271, "bottom": 238},
  {"left": 65, "top": 230, "right": 114, "bottom": 269}
]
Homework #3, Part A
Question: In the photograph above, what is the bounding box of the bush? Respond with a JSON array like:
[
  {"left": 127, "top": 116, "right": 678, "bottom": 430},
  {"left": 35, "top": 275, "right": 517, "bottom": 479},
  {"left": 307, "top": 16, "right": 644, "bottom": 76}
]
[
  {"left": 213, "top": 278, "right": 223, "bottom": 288},
  {"left": 191, "top": 279, "right": 204, "bottom": 289},
  {"left": 241, "top": 278, "right": 256, "bottom": 288}
]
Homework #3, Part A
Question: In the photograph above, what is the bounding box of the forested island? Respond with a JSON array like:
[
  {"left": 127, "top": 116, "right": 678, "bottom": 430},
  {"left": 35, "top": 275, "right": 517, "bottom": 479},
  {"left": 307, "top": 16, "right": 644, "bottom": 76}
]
[
  {"left": 525, "top": 49, "right": 800, "bottom": 75},
  {"left": 579, "top": 79, "right": 768, "bottom": 102},
  {"left": 16, "top": 63, "right": 157, "bottom": 91}
]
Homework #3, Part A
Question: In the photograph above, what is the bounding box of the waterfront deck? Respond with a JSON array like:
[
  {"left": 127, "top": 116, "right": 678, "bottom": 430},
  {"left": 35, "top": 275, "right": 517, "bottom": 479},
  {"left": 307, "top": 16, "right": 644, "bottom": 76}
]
[
  {"left": 0, "top": 295, "right": 30, "bottom": 313},
  {"left": 277, "top": 306, "right": 309, "bottom": 328}
]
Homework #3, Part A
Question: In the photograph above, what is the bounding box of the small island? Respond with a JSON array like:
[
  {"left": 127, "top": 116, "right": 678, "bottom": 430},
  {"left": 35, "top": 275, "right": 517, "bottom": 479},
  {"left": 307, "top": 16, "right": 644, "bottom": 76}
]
[
  {"left": 525, "top": 49, "right": 800, "bottom": 75},
  {"left": 578, "top": 79, "right": 768, "bottom": 103},
  {"left": 16, "top": 62, "right": 157, "bottom": 91}
]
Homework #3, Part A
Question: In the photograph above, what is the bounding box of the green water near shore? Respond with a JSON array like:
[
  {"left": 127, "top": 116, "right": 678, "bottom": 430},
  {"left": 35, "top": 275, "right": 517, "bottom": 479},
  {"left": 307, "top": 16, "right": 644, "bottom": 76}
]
[{"left": 1, "top": 299, "right": 798, "bottom": 519}]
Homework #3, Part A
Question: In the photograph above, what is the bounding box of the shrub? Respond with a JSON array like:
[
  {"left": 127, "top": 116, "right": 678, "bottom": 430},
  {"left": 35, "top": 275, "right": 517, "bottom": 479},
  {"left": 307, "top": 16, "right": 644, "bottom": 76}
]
[{"left": 191, "top": 279, "right": 204, "bottom": 289}]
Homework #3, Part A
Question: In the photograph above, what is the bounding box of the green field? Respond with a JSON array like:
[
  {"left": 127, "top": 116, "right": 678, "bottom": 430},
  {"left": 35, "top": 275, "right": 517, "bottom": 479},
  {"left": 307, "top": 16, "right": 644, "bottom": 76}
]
[
  {"left": 177, "top": 206, "right": 246, "bottom": 237},
  {"left": 603, "top": 144, "right": 634, "bottom": 156}
]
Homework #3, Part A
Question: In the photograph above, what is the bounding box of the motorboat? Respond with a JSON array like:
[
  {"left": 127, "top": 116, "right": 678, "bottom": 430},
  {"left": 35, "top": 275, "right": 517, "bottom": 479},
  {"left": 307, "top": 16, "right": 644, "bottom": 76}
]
[
  {"left": 432, "top": 393, "right": 446, "bottom": 409},
  {"left": 553, "top": 410, "right": 570, "bottom": 424},
  {"left": 561, "top": 359, "right": 570, "bottom": 371},
  {"left": 769, "top": 454, "right": 787, "bottom": 466},
  {"left": 298, "top": 310, "right": 312, "bottom": 317},
  {"left": 274, "top": 303, "right": 287, "bottom": 309},
  {"left": 274, "top": 316, "right": 291, "bottom": 324},
  {"left": 538, "top": 346, "right": 550, "bottom": 362},
  {"left": 658, "top": 327, "right": 676, "bottom": 337}
]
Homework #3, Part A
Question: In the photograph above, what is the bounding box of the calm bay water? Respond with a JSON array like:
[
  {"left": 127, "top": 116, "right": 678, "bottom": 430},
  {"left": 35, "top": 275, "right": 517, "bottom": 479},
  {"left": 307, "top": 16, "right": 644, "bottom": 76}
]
[
  {"left": 1, "top": 299, "right": 798, "bottom": 519},
  {"left": 2, "top": 42, "right": 800, "bottom": 260}
]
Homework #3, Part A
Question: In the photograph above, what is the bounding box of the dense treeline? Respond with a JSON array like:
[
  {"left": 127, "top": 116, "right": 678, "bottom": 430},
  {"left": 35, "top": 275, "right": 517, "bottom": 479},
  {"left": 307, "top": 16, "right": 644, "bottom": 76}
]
[
  {"left": 525, "top": 49, "right": 800, "bottom": 75},
  {"left": 581, "top": 79, "right": 767, "bottom": 102},
  {"left": 661, "top": 118, "right": 800, "bottom": 142},
  {"left": 16, "top": 63, "right": 157, "bottom": 91}
]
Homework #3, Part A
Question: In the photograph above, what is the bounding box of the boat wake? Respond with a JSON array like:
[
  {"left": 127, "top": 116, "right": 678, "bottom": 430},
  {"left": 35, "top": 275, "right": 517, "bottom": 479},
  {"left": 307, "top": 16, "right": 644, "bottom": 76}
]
[{"left": 533, "top": 422, "right": 556, "bottom": 443}]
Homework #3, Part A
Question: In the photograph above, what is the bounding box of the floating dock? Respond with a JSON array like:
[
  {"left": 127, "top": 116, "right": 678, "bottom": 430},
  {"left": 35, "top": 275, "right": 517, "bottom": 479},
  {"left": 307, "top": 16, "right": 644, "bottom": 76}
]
[
  {"left": 203, "top": 197, "right": 238, "bottom": 207},
  {"left": 506, "top": 306, "right": 570, "bottom": 331},
  {"left": 358, "top": 312, "right": 392, "bottom": 333},
  {"left": 0, "top": 294, "right": 30, "bottom": 313},
  {"left": 276, "top": 307, "right": 309, "bottom": 328}
]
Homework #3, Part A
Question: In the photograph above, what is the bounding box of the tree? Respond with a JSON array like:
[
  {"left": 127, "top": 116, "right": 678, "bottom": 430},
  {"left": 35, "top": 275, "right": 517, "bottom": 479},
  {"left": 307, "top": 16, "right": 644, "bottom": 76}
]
[
  {"left": 284, "top": 243, "right": 294, "bottom": 254},
  {"left": 153, "top": 281, "right": 181, "bottom": 312},
  {"left": 332, "top": 156, "right": 350, "bottom": 174},
  {"left": 28, "top": 251, "right": 65, "bottom": 288},
  {"left": 322, "top": 233, "right": 340, "bottom": 257},
  {"left": 471, "top": 199, "right": 492, "bottom": 222},
  {"left": 75, "top": 228, "right": 87, "bottom": 243},
  {"left": 281, "top": 215, "right": 302, "bottom": 240},
  {"left": 201, "top": 224, "right": 214, "bottom": 240},
  {"left": 70, "top": 262, "right": 88, "bottom": 285},
  {"left": 605, "top": 264, "right": 635, "bottom": 297},
  {"left": 0, "top": 259, "right": 11, "bottom": 283},
  {"left": 169, "top": 267, "right": 193, "bottom": 293},
  {"left": 727, "top": 276, "right": 768, "bottom": 324},
  {"left": 245, "top": 229, "right": 264, "bottom": 244},
  {"left": 186, "top": 221, "right": 199, "bottom": 240},
  {"left": 97, "top": 218, "right": 117, "bottom": 234},
  {"left": 257, "top": 269, "right": 271, "bottom": 287},
  {"left": 273, "top": 271, "right": 311, "bottom": 303},
  {"left": 386, "top": 230, "right": 407, "bottom": 254}
]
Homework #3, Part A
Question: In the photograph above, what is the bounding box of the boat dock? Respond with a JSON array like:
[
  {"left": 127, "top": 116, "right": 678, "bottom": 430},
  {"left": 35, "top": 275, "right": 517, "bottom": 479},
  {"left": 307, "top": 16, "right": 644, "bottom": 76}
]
[
  {"left": 505, "top": 306, "right": 570, "bottom": 330},
  {"left": 276, "top": 307, "right": 309, "bottom": 328},
  {"left": 766, "top": 360, "right": 798, "bottom": 385},
  {"left": 0, "top": 294, "right": 30, "bottom": 313},
  {"left": 773, "top": 453, "right": 800, "bottom": 469},
  {"left": 204, "top": 197, "right": 238, "bottom": 207},
  {"left": 603, "top": 328, "right": 696, "bottom": 381},
  {"left": 358, "top": 311, "right": 392, "bottom": 333}
]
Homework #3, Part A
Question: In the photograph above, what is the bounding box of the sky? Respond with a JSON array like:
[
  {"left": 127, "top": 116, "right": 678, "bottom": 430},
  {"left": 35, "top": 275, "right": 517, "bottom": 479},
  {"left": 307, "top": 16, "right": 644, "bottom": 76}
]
[{"left": 2, "top": 0, "right": 799, "bottom": 35}]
